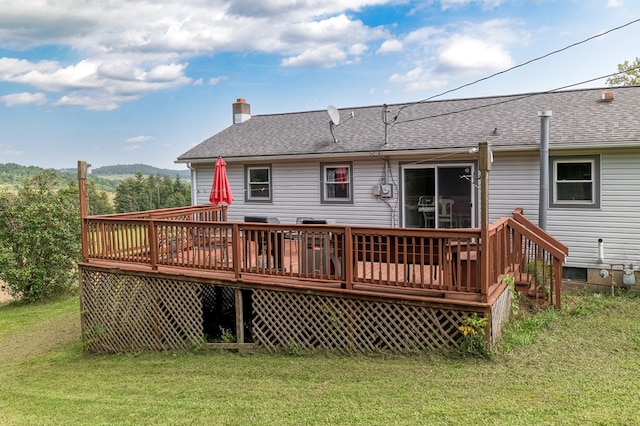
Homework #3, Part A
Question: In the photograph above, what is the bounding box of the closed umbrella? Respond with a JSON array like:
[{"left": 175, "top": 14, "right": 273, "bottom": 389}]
[{"left": 209, "top": 157, "right": 233, "bottom": 205}]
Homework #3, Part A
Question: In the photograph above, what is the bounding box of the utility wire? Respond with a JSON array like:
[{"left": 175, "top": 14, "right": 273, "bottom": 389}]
[
  {"left": 392, "top": 17, "right": 640, "bottom": 122},
  {"left": 393, "top": 65, "right": 640, "bottom": 125}
]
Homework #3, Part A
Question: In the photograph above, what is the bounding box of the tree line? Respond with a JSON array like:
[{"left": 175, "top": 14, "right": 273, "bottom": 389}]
[{"left": 112, "top": 172, "right": 190, "bottom": 213}]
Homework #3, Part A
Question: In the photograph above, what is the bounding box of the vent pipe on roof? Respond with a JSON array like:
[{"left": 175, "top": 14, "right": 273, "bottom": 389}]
[
  {"left": 601, "top": 91, "right": 614, "bottom": 102},
  {"left": 233, "top": 98, "right": 251, "bottom": 124},
  {"left": 538, "top": 111, "right": 552, "bottom": 231}
]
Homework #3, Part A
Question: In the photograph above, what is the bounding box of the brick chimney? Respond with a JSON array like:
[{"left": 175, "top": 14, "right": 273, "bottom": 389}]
[{"left": 232, "top": 98, "right": 251, "bottom": 124}]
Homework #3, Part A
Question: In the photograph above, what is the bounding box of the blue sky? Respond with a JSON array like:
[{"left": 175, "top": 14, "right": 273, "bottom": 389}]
[{"left": 0, "top": 0, "right": 638, "bottom": 170}]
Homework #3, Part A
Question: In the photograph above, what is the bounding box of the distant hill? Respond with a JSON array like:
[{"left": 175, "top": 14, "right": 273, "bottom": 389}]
[
  {"left": 0, "top": 163, "right": 190, "bottom": 193},
  {"left": 90, "top": 164, "right": 190, "bottom": 179}
]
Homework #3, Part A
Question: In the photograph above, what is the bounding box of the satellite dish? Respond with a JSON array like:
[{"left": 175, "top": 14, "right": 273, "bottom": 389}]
[{"left": 327, "top": 105, "right": 340, "bottom": 126}]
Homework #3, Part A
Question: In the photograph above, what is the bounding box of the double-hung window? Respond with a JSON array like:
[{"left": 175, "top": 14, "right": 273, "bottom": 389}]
[
  {"left": 551, "top": 156, "right": 600, "bottom": 208},
  {"left": 321, "top": 162, "right": 353, "bottom": 204},
  {"left": 245, "top": 165, "right": 272, "bottom": 202}
]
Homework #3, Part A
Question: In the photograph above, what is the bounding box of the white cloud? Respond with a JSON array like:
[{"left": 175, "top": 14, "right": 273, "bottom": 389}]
[
  {"left": 0, "top": 1, "right": 391, "bottom": 109},
  {"left": 278, "top": 14, "right": 383, "bottom": 67},
  {"left": 224, "top": 0, "right": 390, "bottom": 20},
  {"left": 439, "top": 0, "right": 503, "bottom": 10},
  {"left": 607, "top": 0, "right": 623, "bottom": 6},
  {"left": 438, "top": 35, "right": 513, "bottom": 72},
  {"left": 125, "top": 145, "right": 140, "bottom": 151},
  {"left": 282, "top": 45, "right": 348, "bottom": 68},
  {"left": 208, "top": 75, "right": 228, "bottom": 86},
  {"left": 440, "top": 0, "right": 473, "bottom": 9},
  {"left": 377, "top": 39, "right": 403, "bottom": 54},
  {"left": 389, "top": 66, "right": 449, "bottom": 91},
  {"left": 282, "top": 15, "right": 371, "bottom": 44},
  {"left": 146, "top": 63, "right": 187, "bottom": 82},
  {"left": 386, "top": 18, "right": 522, "bottom": 92},
  {"left": 481, "top": 0, "right": 503, "bottom": 9},
  {"left": 126, "top": 135, "right": 154, "bottom": 143},
  {"left": 404, "top": 27, "right": 444, "bottom": 44},
  {"left": 349, "top": 43, "right": 368, "bottom": 56},
  {"left": 55, "top": 92, "right": 126, "bottom": 111},
  {"left": 0, "top": 92, "right": 46, "bottom": 107},
  {"left": 0, "top": 56, "right": 193, "bottom": 110}
]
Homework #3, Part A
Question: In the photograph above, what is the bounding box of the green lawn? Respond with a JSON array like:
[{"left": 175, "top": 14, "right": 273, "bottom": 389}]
[{"left": 1, "top": 292, "right": 639, "bottom": 425}]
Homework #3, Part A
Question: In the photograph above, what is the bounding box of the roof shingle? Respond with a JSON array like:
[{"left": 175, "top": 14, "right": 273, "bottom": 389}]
[{"left": 177, "top": 86, "right": 640, "bottom": 162}]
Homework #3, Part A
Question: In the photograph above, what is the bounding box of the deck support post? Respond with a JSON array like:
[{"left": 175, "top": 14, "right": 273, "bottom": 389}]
[
  {"left": 235, "top": 288, "right": 245, "bottom": 344},
  {"left": 479, "top": 142, "right": 491, "bottom": 302},
  {"left": 78, "top": 160, "right": 90, "bottom": 261},
  {"left": 149, "top": 220, "right": 158, "bottom": 270},
  {"left": 232, "top": 224, "right": 241, "bottom": 280},
  {"left": 344, "top": 227, "right": 353, "bottom": 290}
]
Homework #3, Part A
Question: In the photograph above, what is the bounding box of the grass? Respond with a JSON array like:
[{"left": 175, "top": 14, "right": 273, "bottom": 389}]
[{"left": 1, "top": 291, "right": 640, "bottom": 425}]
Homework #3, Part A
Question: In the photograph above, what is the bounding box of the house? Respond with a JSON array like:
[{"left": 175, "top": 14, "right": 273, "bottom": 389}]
[{"left": 177, "top": 86, "right": 640, "bottom": 287}]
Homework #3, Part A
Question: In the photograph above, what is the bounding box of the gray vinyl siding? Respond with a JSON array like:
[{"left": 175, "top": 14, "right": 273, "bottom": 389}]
[
  {"left": 489, "top": 149, "right": 640, "bottom": 269},
  {"left": 192, "top": 158, "right": 397, "bottom": 226},
  {"left": 488, "top": 152, "right": 540, "bottom": 223},
  {"left": 191, "top": 147, "right": 640, "bottom": 270},
  {"left": 548, "top": 149, "right": 640, "bottom": 269}
]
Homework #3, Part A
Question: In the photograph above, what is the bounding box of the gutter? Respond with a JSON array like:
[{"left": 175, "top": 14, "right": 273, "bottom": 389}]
[{"left": 175, "top": 147, "right": 483, "bottom": 165}]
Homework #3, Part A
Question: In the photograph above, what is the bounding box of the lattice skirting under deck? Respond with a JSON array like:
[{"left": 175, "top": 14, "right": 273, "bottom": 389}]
[
  {"left": 251, "top": 289, "right": 481, "bottom": 354},
  {"left": 80, "top": 266, "right": 499, "bottom": 354},
  {"left": 80, "top": 268, "right": 204, "bottom": 352}
]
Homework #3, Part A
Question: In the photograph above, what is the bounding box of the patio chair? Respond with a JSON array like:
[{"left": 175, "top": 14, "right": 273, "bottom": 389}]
[
  {"left": 438, "top": 198, "right": 455, "bottom": 228},
  {"left": 417, "top": 196, "right": 435, "bottom": 228}
]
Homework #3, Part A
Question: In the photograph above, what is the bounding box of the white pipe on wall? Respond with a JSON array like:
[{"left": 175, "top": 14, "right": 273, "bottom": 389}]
[{"left": 598, "top": 238, "right": 605, "bottom": 264}]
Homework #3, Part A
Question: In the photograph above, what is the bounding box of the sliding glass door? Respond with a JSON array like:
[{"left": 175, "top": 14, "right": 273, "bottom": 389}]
[{"left": 402, "top": 164, "right": 475, "bottom": 229}]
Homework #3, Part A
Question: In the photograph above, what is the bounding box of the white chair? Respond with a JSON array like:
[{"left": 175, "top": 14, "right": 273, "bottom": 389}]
[
  {"left": 438, "top": 198, "right": 455, "bottom": 228},
  {"left": 417, "top": 196, "right": 435, "bottom": 228}
]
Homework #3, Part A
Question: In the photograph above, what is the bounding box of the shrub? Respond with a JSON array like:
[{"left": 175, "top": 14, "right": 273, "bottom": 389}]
[
  {"left": 458, "top": 313, "right": 490, "bottom": 358},
  {"left": 0, "top": 172, "right": 81, "bottom": 302}
]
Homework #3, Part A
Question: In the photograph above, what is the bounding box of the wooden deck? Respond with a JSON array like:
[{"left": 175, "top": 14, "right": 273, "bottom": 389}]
[
  {"left": 80, "top": 205, "right": 568, "bottom": 307},
  {"left": 78, "top": 205, "right": 568, "bottom": 353}
]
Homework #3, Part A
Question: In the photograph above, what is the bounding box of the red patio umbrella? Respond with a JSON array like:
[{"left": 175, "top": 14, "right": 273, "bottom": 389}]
[{"left": 209, "top": 157, "right": 233, "bottom": 205}]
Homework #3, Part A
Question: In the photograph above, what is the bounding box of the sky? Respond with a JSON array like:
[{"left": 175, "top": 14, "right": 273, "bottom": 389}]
[{"left": 0, "top": 0, "right": 639, "bottom": 171}]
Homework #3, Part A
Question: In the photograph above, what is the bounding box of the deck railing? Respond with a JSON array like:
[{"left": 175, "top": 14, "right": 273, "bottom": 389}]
[
  {"left": 82, "top": 206, "right": 567, "bottom": 305},
  {"left": 92, "top": 204, "right": 227, "bottom": 221}
]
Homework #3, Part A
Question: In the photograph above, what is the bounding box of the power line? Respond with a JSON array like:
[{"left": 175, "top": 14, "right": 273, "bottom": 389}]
[
  {"left": 393, "top": 65, "right": 640, "bottom": 125},
  {"left": 393, "top": 17, "right": 640, "bottom": 122}
]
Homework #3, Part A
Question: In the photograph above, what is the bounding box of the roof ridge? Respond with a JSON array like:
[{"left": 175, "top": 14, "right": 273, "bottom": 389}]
[{"left": 249, "top": 86, "right": 635, "bottom": 118}]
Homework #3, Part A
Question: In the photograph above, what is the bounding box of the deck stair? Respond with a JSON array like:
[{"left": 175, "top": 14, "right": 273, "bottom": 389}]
[{"left": 514, "top": 272, "right": 550, "bottom": 304}]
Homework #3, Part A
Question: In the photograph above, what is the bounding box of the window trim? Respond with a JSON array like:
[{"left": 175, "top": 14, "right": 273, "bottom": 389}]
[
  {"left": 320, "top": 162, "right": 354, "bottom": 204},
  {"left": 244, "top": 164, "right": 272, "bottom": 203},
  {"left": 550, "top": 155, "right": 600, "bottom": 209}
]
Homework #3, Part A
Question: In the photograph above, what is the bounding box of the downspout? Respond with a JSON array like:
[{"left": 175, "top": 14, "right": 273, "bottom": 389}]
[
  {"left": 187, "top": 163, "right": 197, "bottom": 205},
  {"left": 538, "top": 111, "right": 552, "bottom": 230}
]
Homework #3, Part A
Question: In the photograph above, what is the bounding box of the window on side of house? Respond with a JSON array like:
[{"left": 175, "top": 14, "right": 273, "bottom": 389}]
[
  {"left": 551, "top": 156, "right": 600, "bottom": 208},
  {"left": 321, "top": 162, "right": 353, "bottom": 204},
  {"left": 245, "top": 165, "right": 272, "bottom": 202}
]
